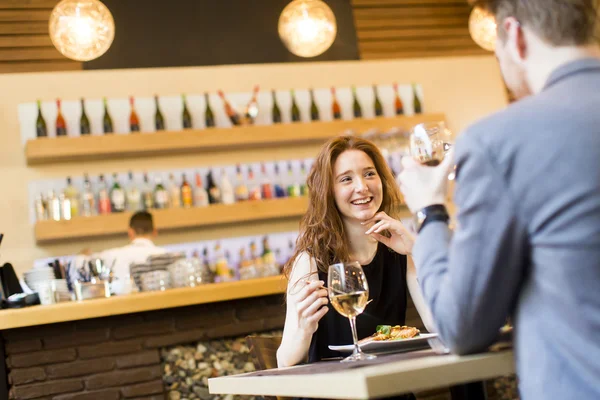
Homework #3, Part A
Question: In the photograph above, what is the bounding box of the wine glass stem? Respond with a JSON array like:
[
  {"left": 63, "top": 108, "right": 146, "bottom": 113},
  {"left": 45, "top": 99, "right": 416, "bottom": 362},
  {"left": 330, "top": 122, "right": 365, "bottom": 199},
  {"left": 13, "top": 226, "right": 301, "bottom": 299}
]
[{"left": 349, "top": 316, "right": 361, "bottom": 356}]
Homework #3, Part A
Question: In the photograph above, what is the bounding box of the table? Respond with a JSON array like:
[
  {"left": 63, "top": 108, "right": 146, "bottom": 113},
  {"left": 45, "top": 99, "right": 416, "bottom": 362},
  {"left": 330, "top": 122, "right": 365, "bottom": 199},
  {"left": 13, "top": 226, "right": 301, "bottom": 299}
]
[{"left": 208, "top": 349, "right": 515, "bottom": 399}]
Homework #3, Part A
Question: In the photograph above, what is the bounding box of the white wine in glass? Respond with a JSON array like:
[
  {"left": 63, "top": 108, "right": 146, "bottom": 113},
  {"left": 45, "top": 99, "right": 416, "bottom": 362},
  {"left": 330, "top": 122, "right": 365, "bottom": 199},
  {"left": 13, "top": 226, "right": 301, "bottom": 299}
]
[
  {"left": 328, "top": 261, "right": 376, "bottom": 362},
  {"left": 409, "top": 121, "right": 453, "bottom": 166}
]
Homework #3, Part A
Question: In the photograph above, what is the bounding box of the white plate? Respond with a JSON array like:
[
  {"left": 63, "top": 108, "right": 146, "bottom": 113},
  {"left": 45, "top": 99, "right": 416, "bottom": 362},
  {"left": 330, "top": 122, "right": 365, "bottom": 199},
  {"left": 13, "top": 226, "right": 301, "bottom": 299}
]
[{"left": 328, "top": 333, "right": 438, "bottom": 353}]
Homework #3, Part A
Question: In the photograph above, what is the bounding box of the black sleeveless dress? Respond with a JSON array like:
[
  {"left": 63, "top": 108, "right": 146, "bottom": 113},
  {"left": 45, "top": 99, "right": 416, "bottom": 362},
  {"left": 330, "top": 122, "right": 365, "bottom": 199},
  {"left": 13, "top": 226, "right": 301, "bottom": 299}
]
[{"left": 306, "top": 243, "right": 416, "bottom": 400}]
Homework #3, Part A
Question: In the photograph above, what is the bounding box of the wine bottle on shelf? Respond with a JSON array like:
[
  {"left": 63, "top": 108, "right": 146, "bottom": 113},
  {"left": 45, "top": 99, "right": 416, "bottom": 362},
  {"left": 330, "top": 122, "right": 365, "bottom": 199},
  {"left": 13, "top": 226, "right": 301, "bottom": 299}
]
[
  {"left": 142, "top": 172, "right": 154, "bottom": 210},
  {"left": 244, "top": 85, "right": 260, "bottom": 123},
  {"left": 126, "top": 171, "right": 142, "bottom": 212},
  {"left": 373, "top": 85, "right": 384, "bottom": 117},
  {"left": 59, "top": 189, "right": 71, "bottom": 221},
  {"left": 65, "top": 177, "right": 80, "bottom": 218},
  {"left": 273, "top": 164, "right": 287, "bottom": 198},
  {"left": 393, "top": 83, "right": 404, "bottom": 116},
  {"left": 102, "top": 97, "right": 114, "bottom": 134},
  {"left": 309, "top": 89, "right": 320, "bottom": 121},
  {"left": 79, "top": 98, "right": 91, "bottom": 135},
  {"left": 247, "top": 167, "right": 262, "bottom": 201},
  {"left": 217, "top": 90, "right": 241, "bottom": 126},
  {"left": 110, "top": 173, "right": 126, "bottom": 213},
  {"left": 260, "top": 163, "right": 273, "bottom": 200},
  {"left": 182, "top": 94, "right": 193, "bottom": 129},
  {"left": 271, "top": 90, "right": 282, "bottom": 124},
  {"left": 262, "top": 236, "right": 277, "bottom": 275},
  {"left": 154, "top": 177, "right": 169, "bottom": 209},
  {"left": 98, "top": 175, "right": 112, "bottom": 215},
  {"left": 129, "top": 96, "right": 141, "bottom": 132},
  {"left": 36, "top": 100, "right": 47, "bottom": 138},
  {"left": 234, "top": 165, "right": 249, "bottom": 202},
  {"left": 204, "top": 93, "right": 215, "bottom": 128},
  {"left": 299, "top": 162, "right": 308, "bottom": 196},
  {"left": 181, "top": 173, "right": 193, "bottom": 208},
  {"left": 412, "top": 83, "right": 422, "bottom": 114},
  {"left": 290, "top": 89, "right": 301, "bottom": 122},
  {"left": 287, "top": 162, "right": 301, "bottom": 197},
  {"left": 48, "top": 190, "right": 61, "bottom": 221},
  {"left": 193, "top": 172, "right": 209, "bottom": 207},
  {"left": 168, "top": 173, "right": 181, "bottom": 208},
  {"left": 220, "top": 169, "right": 235, "bottom": 205},
  {"left": 352, "top": 86, "right": 362, "bottom": 118},
  {"left": 331, "top": 87, "right": 342, "bottom": 120},
  {"left": 214, "top": 242, "right": 232, "bottom": 281},
  {"left": 154, "top": 95, "right": 166, "bottom": 131},
  {"left": 55, "top": 99, "right": 67, "bottom": 137},
  {"left": 250, "top": 241, "right": 264, "bottom": 275},
  {"left": 206, "top": 170, "right": 221, "bottom": 204},
  {"left": 81, "top": 174, "right": 96, "bottom": 217}
]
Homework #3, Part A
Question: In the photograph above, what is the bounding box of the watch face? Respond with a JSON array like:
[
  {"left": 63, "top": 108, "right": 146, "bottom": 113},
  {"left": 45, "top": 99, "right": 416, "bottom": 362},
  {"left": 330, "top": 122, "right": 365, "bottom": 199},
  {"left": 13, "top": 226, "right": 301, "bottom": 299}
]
[{"left": 414, "top": 211, "right": 426, "bottom": 231}]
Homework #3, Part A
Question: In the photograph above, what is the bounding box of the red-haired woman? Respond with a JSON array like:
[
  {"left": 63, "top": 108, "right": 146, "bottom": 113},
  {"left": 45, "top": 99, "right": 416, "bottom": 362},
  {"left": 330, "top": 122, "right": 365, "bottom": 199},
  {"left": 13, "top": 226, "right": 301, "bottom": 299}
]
[{"left": 277, "top": 136, "right": 434, "bottom": 372}]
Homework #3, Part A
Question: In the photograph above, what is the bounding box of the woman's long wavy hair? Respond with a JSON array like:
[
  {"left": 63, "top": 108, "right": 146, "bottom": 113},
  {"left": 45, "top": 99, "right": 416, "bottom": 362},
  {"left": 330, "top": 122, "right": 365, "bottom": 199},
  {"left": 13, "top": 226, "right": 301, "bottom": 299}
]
[{"left": 284, "top": 135, "right": 404, "bottom": 280}]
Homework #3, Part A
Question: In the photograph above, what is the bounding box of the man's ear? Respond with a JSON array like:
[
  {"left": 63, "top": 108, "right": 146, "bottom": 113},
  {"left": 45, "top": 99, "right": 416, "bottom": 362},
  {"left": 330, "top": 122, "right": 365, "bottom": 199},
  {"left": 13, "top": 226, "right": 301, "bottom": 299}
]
[{"left": 127, "top": 227, "right": 135, "bottom": 241}]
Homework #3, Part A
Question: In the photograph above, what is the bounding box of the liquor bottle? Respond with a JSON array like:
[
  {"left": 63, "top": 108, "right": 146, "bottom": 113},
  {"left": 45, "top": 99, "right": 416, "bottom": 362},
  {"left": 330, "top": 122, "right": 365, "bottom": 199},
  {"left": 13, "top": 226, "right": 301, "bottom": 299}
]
[
  {"left": 81, "top": 174, "right": 96, "bottom": 217},
  {"left": 352, "top": 86, "right": 362, "bottom": 118},
  {"left": 193, "top": 172, "right": 209, "bottom": 207},
  {"left": 204, "top": 93, "right": 215, "bottom": 128},
  {"left": 110, "top": 173, "right": 126, "bottom": 213},
  {"left": 271, "top": 90, "right": 282, "bottom": 124},
  {"left": 206, "top": 170, "right": 221, "bottom": 204},
  {"left": 309, "top": 89, "right": 320, "bottom": 121},
  {"left": 168, "top": 173, "right": 181, "bottom": 208},
  {"left": 48, "top": 190, "right": 61, "bottom": 221},
  {"left": 244, "top": 85, "right": 260, "bottom": 123},
  {"left": 181, "top": 173, "right": 193, "bottom": 208},
  {"left": 238, "top": 247, "right": 254, "bottom": 280},
  {"left": 412, "top": 83, "right": 422, "bottom": 114},
  {"left": 102, "top": 97, "right": 114, "bottom": 133},
  {"left": 182, "top": 94, "right": 193, "bottom": 129},
  {"left": 273, "top": 164, "right": 287, "bottom": 198},
  {"left": 262, "top": 236, "right": 277, "bottom": 276},
  {"left": 214, "top": 242, "right": 232, "bottom": 281},
  {"left": 373, "top": 85, "right": 384, "bottom": 117},
  {"left": 234, "top": 165, "right": 249, "bottom": 202},
  {"left": 331, "top": 87, "right": 342, "bottom": 120},
  {"left": 97, "top": 175, "right": 112, "bottom": 215},
  {"left": 126, "top": 172, "right": 142, "bottom": 212},
  {"left": 287, "top": 162, "right": 301, "bottom": 197},
  {"left": 65, "top": 177, "right": 80, "bottom": 218},
  {"left": 36, "top": 100, "right": 48, "bottom": 138},
  {"left": 299, "top": 162, "right": 308, "bottom": 196},
  {"left": 260, "top": 163, "right": 273, "bottom": 200},
  {"left": 154, "top": 95, "right": 165, "bottom": 131},
  {"left": 56, "top": 99, "right": 67, "bottom": 137},
  {"left": 220, "top": 169, "right": 235, "bottom": 205},
  {"left": 129, "top": 96, "right": 141, "bottom": 132},
  {"left": 142, "top": 172, "right": 154, "bottom": 210},
  {"left": 154, "top": 177, "right": 169, "bottom": 209},
  {"left": 59, "top": 190, "right": 71, "bottom": 221},
  {"left": 290, "top": 89, "right": 301, "bottom": 122},
  {"left": 34, "top": 193, "right": 48, "bottom": 222},
  {"left": 217, "top": 90, "right": 241, "bottom": 126},
  {"left": 79, "top": 98, "right": 91, "bottom": 135},
  {"left": 393, "top": 83, "right": 404, "bottom": 115},
  {"left": 250, "top": 241, "right": 264, "bottom": 277},
  {"left": 247, "top": 167, "right": 262, "bottom": 201}
]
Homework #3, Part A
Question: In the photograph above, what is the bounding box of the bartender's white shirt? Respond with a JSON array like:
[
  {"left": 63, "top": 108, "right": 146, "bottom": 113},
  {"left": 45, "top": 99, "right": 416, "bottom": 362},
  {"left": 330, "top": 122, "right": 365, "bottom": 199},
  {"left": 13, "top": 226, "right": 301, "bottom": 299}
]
[{"left": 100, "top": 238, "right": 166, "bottom": 280}]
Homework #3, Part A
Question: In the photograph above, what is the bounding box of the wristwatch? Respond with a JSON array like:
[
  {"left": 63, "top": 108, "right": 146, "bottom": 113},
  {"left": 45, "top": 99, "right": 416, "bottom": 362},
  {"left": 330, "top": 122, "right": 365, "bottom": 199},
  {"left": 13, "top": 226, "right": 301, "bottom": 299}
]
[{"left": 415, "top": 204, "right": 450, "bottom": 233}]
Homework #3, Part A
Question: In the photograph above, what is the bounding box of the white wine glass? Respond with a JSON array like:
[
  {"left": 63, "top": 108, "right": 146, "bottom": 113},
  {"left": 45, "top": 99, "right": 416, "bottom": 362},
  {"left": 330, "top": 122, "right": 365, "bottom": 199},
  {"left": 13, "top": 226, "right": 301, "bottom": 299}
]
[
  {"left": 328, "top": 261, "right": 376, "bottom": 362},
  {"left": 409, "top": 121, "right": 453, "bottom": 166}
]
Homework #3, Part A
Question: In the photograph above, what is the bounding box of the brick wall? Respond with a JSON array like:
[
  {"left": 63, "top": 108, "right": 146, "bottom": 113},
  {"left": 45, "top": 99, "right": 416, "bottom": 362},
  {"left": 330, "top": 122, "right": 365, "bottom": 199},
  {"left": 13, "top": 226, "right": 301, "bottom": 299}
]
[{"left": 1, "top": 294, "right": 285, "bottom": 400}]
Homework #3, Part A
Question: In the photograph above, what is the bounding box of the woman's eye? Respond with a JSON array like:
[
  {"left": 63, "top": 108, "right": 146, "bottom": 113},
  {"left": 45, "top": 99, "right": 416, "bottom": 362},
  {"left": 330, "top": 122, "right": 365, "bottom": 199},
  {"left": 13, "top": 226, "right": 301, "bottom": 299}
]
[
  {"left": 340, "top": 177, "right": 351, "bottom": 183},
  {"left": 365, "top": 171, "right": 376, "bottom": 177}
]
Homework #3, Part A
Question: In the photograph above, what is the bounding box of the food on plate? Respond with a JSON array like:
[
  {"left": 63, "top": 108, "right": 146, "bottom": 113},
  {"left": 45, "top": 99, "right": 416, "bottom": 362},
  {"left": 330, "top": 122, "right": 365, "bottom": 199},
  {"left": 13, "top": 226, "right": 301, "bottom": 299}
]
[{"left": 359, "top": 325, "right": 420, "bottom": 344}]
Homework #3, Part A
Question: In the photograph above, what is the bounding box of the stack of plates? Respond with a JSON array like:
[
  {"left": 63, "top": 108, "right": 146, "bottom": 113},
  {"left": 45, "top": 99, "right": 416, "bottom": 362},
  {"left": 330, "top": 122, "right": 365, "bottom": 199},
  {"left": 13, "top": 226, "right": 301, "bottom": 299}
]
[{"left": 24, "top": 267, "right": 69, "bottom": 297}]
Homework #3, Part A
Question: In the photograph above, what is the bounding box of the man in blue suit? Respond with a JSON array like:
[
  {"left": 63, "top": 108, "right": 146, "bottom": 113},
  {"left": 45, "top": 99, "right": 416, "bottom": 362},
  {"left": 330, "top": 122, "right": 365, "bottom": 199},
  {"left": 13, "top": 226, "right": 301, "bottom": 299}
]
[{"left": 399, "top": 0, "right": 600, "bottom": 399}]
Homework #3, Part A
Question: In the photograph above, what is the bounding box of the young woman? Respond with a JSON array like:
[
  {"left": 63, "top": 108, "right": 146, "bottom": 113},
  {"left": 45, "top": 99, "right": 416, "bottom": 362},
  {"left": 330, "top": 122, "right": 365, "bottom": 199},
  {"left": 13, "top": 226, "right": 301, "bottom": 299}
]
[{"left": 277, "top": 135, "right": 434, "bottom": 369}]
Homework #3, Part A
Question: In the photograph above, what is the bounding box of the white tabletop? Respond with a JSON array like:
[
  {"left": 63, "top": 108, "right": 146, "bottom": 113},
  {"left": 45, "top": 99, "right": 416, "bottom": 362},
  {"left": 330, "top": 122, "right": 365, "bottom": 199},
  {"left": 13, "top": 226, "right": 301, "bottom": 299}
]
[{"left": 208, "top": 350, "right": 515, "bottom": 399}]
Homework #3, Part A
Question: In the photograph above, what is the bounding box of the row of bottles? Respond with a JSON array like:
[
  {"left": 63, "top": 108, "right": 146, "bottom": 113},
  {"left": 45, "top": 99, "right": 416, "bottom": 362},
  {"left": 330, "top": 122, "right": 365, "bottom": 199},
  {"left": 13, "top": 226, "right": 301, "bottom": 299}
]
[
  {"left": 33, "top": 83, "right": 423, "bottom": 138},
  {"left": 34, "top": 161, "right": 311, "bottom": 222}
]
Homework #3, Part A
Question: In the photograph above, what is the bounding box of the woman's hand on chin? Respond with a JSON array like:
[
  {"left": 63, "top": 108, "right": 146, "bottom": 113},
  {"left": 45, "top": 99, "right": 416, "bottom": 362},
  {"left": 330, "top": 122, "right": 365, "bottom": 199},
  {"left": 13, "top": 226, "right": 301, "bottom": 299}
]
[{"left": 362, "top": 211, "right": 415, "bottom": 254}]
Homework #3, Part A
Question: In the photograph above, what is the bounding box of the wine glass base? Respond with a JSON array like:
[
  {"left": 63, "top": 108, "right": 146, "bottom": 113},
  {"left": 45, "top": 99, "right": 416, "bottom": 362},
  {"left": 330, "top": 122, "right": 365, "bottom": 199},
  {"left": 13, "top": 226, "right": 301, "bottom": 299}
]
[{"left": 341, "top": 351, "right": 377, "bottom": 362}]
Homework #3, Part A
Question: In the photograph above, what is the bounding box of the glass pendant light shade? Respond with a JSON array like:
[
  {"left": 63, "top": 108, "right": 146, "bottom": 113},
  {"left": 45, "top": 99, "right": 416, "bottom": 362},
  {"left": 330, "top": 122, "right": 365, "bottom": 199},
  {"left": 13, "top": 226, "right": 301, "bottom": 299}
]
[
  {"left": 49, "top": 0, "right": 115, "bottom": 62},
  {"left": 278, "top": 0, "right": 337, "bottom": 58},
  {"left": 468, "top": 4, "right": 497, "bottom": 52}
]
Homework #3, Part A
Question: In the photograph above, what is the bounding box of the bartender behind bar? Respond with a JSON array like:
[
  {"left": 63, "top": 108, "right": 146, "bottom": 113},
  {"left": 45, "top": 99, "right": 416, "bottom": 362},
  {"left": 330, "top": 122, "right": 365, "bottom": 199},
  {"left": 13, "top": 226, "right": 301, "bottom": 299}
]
[{"left": 100, "top": 211, "right": 166, "bottom": 281}]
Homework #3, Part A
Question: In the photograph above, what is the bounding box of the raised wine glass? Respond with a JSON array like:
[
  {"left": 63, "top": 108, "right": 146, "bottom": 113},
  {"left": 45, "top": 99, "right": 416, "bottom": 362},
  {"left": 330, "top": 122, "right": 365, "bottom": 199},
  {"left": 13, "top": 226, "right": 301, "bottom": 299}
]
[
  {"left": 409, "top": 121, "right": 453, "bottom": 166},
  {"left": 328, "top": 261, "right": 376, "bottom": 362}
]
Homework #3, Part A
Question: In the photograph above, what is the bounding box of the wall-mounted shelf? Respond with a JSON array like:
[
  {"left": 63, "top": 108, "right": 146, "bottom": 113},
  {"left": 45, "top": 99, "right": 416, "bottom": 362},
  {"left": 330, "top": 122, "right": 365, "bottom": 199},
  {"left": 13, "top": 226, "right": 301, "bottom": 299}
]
[
  {"left": 25, "top": 114, "right": 446, "bottom": 165},
  {"left": 35, "top": 197, "right": 309, "bottom": 244}
]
